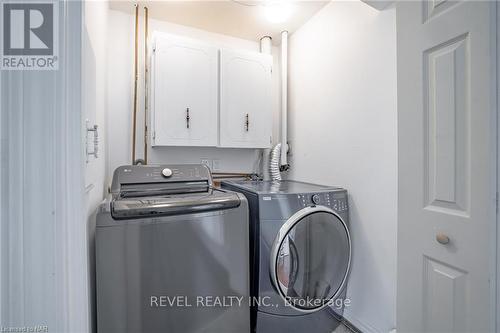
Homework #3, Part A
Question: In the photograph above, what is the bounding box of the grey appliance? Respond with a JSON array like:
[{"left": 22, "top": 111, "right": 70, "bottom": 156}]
[
  {"left": 96, "top": 165, "right": 250, "bottom": 333},
  {"left": 221, "top": 180, "right": 351, "bottom": 333}
]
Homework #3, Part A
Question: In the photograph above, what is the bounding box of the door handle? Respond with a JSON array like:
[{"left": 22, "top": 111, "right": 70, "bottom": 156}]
[
  {"left": 245, "top": 113, "right": 249, "bottom": 131},
  {"left": 186, "top": 108, "right": 190, "bottom": 129},
  {"left": 436, "top": 233, "right": 450, "bottom": 245},
  {"left": 86, "top": 119, "right": 99, "bottom": 163}
]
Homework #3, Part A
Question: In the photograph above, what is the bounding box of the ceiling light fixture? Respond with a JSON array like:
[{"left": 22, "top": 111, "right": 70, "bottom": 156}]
[{"left": 262, "top": 1, "right": 293, "bottom": 24}]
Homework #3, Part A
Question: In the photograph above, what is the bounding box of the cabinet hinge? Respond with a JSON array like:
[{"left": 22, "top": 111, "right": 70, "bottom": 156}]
[{"left": 153, "top": 131, "right": 156, "bottom": 140}]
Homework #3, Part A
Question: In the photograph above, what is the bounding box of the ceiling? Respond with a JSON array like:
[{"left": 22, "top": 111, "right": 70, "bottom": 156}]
[{"left": 109, "top": 0, "right": 330, "bottom": 44}]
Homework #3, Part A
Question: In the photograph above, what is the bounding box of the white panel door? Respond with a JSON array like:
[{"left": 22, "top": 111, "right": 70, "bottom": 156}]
[
  {"left": 152, "top": 34, "right": 218, "bottom": 146},
  {"left": 1, "top": 1, "right": 88, "bottom": 331},
  {"left": 397, "top": 1, "right": 496, "bottom": 332},
  {"left": 219, "top": 49, "right": 272, "bottom": 148}
]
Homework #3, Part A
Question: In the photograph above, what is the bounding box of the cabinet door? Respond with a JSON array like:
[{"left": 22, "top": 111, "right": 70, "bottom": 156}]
[
  {"left": 151, "top": 34, "right": 218, "bottom": 146},
  {"left": 219, "top": 49, "right": 273, "bottom": 148}
]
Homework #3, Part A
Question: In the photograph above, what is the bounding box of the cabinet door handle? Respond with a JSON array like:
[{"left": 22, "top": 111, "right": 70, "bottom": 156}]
[
  {"left": 245, "top": 113, "right": 249, "bottom": 132},
  {"left": 186, "top": 108, "right": 190, "bottom": 129}
]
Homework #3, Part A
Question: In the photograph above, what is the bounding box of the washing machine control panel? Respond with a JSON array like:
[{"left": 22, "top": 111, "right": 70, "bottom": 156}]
[
  {"left": 297, "top": 192, "right": 348, "bottom": 212},
  {"left": 110, "top": 164, "right": 213, "bottom": 194}
]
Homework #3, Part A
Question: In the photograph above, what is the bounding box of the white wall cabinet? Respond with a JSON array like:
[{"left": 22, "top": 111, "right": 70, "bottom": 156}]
[
  {"left": 219, "top": 49, "right": 273, "bottom": 148},
  {"left": 151, "top": 34, "right": 218, "bottom": 147},
  {"left": 151, "top": 33, "right": 273, "bottom": 148}
]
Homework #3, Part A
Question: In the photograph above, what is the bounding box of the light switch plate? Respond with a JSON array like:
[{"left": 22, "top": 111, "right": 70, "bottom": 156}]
[{"left": 212, "top": 159, "right": 221, "bottom": 172}]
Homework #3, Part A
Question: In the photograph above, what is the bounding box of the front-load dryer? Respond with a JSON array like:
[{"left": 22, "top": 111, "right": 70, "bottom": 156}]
[{"left": 221, "top": 180, "right": 351, "bottom": 333}]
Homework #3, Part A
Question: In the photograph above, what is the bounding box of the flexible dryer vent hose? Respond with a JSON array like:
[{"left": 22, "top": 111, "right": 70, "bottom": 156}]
[{"left": 269, "top": 143, "right": 282, "bottom": 181}]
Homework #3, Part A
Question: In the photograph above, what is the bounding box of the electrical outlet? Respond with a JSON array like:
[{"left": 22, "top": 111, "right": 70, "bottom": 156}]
[
  {"left": 212, "top": 159, "right": 221, "bottom": 172},
  {"left": 201, "top": 159, "right": 212, "bottom": 170}
]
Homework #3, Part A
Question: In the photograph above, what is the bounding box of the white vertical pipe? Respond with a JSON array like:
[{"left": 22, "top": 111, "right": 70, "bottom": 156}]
[
  {"left": 280, "top": 31, "right": 288, "bottom": 167},
  {"left": 260, "top": 35, "right": 272, "bottom": 54},
  {"left": 260, "top": 36, "right": 272, "bottom": 180}
]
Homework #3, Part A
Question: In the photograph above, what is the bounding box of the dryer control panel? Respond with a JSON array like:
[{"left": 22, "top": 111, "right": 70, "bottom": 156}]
[{"left": 297, "top": 192, "right": 348, "bottom": 213}]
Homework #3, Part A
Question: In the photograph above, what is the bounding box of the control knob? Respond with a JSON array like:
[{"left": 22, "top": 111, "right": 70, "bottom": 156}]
[
  {"left": 162, "top": 168, "right": 173, "bottom": 178},
  {"left": 311, "top": 194, "right": 320, "bottom": 205}
]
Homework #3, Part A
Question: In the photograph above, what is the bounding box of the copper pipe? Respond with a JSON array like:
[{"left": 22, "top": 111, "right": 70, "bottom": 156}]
[
  {"left": 131, "top": 3, "right": 139, "bottom": 164},
  {"left": 143, "top": 6, "right": 149, "bottom": 164}
]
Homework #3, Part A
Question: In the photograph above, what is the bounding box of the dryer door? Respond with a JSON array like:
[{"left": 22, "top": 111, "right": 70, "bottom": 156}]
[{"left": 270, "top": 205, "right": 351, "bottom": 313}]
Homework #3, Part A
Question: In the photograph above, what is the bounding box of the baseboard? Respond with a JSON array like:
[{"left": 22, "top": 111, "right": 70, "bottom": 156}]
[
  {"left": 342, "top": 315, "right": 383, "bottom": 333},
  {"left": 326, "top": 306, "right": 391, "bottom": 333},
  {"left": 340, "top": 317, "right": 363, "bottom": 333}
]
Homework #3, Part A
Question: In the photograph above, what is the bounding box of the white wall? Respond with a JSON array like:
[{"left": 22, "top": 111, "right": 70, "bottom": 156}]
[
  {"left": 287, "top": 2, "right": 397, "bottom": 332},
  {"left": 107, "top": 9, "right": 281, "bottom": 179},
  {"left": 83, "top": 1, "right": 109, "bottom": 331}
]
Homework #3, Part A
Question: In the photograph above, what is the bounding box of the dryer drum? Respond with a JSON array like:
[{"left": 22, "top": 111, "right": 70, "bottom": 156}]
[{"left": 270, "top": 205, "right": 351, "bottom": 313}]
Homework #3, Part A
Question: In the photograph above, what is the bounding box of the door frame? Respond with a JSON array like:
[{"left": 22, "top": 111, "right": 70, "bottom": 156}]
[
  {"left": 0, "top": 29, "right": 2, "bottom": 327},
  {"left": 496, "top": 2, "right": 500, "bottom": 331},
  {"left": 64, "top": 0, "right": 89, "bottom": 331}
]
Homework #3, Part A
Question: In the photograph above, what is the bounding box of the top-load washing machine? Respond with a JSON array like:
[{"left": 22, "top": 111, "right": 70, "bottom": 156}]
[
  {"left": 221, "top": 180, "right": 351, "bottom": 333},
  {"left": 96, "top": 165, "right": 250, "bottom": 333}
]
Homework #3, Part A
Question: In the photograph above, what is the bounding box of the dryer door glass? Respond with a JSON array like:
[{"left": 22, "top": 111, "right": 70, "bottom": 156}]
[{"left": 272, "top": 209, "right": 350, "bottom": 312}]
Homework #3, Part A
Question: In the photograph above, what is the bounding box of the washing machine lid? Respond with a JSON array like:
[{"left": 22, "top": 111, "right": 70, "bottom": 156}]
[
  {"left": 111, "top": 188, "right": 241, "bottom": 220},
  {"left": 270, "top": 205, "right": 351, "bottom": 313}
]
